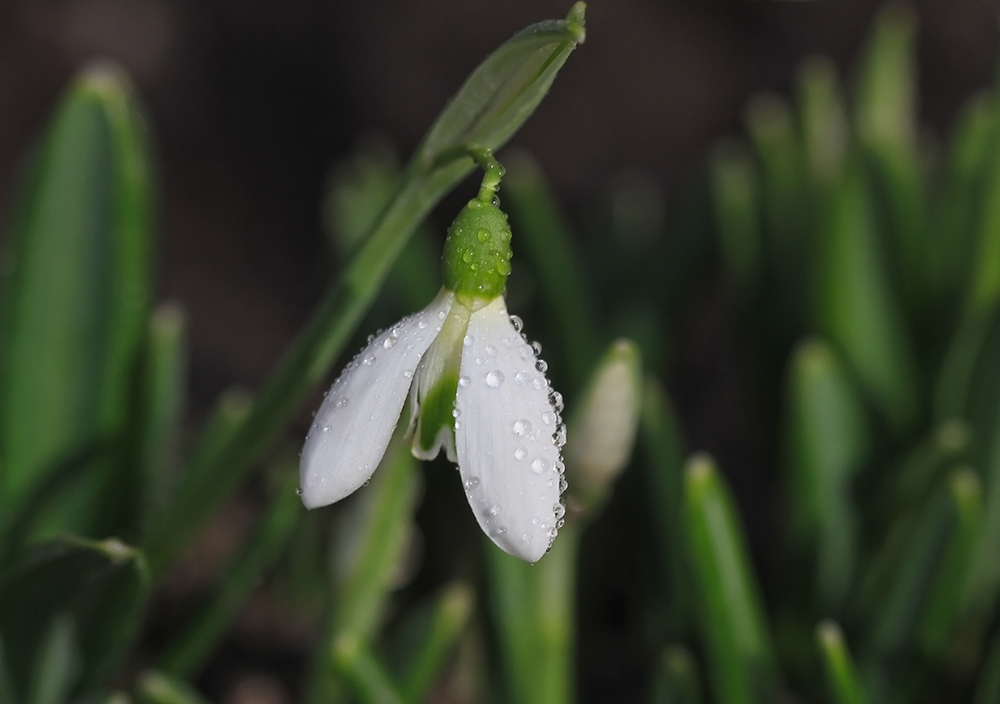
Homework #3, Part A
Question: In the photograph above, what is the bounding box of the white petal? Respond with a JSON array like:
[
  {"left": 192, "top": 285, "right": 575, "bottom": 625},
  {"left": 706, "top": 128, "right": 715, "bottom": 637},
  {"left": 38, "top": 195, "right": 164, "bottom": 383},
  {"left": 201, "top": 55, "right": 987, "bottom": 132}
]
[
  {"left": 300, "top": 289, "right": 454, "bottom": 508},
  {"left": 455, "top": 297, "right": 565, "bottom": 562}
]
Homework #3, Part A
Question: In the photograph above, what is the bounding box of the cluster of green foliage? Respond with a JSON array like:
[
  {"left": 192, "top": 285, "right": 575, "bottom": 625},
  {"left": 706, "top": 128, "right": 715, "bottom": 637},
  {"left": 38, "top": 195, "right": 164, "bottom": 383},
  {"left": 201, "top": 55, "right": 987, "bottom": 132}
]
[{"left": 2, "top": 3, "right": 1000, "bottom": 704}]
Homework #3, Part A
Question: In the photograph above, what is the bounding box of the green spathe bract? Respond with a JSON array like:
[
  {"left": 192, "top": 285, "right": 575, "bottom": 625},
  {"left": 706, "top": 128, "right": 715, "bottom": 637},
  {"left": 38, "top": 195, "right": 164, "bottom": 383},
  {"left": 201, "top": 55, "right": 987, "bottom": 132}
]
[{"left": 442, "top": 197, "right": 513, "bottom": 300}]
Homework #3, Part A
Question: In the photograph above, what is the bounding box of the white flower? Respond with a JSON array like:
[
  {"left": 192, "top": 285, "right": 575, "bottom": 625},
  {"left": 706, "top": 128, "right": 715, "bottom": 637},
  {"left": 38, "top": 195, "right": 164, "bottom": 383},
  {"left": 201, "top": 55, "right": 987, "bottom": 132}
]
[{"left": 299, "top": 288, "right": 567, "bottom": 562}]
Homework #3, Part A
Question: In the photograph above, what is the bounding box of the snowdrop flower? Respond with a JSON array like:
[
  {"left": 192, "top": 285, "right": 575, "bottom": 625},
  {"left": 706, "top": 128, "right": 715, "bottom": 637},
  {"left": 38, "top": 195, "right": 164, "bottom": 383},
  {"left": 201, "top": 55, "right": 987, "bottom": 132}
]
[{"left": 300, "top": 163, "right": 566, "bottom": 562}]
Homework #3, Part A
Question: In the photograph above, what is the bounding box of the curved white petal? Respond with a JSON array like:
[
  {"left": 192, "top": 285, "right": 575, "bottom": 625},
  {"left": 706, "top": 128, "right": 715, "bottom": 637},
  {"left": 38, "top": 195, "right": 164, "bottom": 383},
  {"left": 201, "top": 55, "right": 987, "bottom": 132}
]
[
  {"left": 300, "top": 289, "right": 454, "bottom": 508},
  {"left": 455, "top": 297, "right": 565, "bottom": 562}
]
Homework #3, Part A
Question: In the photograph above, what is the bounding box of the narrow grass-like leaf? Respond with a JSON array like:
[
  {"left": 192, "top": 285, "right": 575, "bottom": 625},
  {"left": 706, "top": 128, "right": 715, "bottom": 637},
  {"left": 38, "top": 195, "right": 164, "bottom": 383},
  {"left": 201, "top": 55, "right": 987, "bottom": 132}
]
[
  {"left": 918, "top": 468, "right": 982, "bottom": 656},
  {"left": 710, "top": 141, "right": 761, "bottom": 299},
  {"left": 798, "top": 57, "right": 848, "bottom": 187},
  {"left": 784, "top": 339, "right": 868, "bottom": 610},
  {"left": 397, "top": 582, "right": 474, "bottom": 704},
  {"left": 816, "top": 621, "right": 865, "bottom": 704},
  {"left": 683, "top": 454, "right": 776, "bottom": 704},
  {"left": 158, "top": 462, "right": 302, "bottom": 678},
  {"left": 974, "top": 632, "right": 1000, "bottom": 704},
  {"left": 418, "top": 3, "right": 586, "bottom": 167},
  {"left": 135, "top": 670, "right": 210, "bottom": 704},
  {"left": 639, "top": 378, "right": 689, "bottom": 639},
  {"left": 650, "top": 646, "right": 703, "bottom": 704},
  {"left": 0, "top": 537, "right": 147, "bottom": 698},
  {"left": 152, "top": 7, "right": 585, "bottom": 577},
  {"left": 487, "top": 522, "right": 579, "bottom": 704},
  {"left": 814, "top": 158, "right": 918, "bottom": 433},
  {"left": 0, "top": 636, "right": 16, "bottom": 704},
  {"left": 27, "top": 615, "right": 79, "bottom": 704},
  {"left": 503, "top": 149, "right": 598, "bottom": 384},
  {"left": 331, "top": 634, "right": 405, "bottom": 704},
  {"left": 893, "top": 420, "right": 970, "bottom": 507},
  {"left": 0, "top": 62, "right": 152, "bottom": 524}
]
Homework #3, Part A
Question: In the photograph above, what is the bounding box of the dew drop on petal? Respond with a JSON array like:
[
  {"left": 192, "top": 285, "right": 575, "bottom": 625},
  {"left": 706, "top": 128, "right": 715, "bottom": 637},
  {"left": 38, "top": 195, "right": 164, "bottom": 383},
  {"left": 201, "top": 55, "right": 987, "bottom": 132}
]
[
  {"left": 465, "top": 476, "right": 480, "bottom": 489},
  {"left": 542, "top": 411, "right": 556, "bottom": 426},
  {"left": 363, "top": 353, "right": 376, "bottom": 366},
  {"left": 553, "top": 427, "right": 567, "bottom": 447},
  {"left": 554, "top": 503, "right": 566, "bottom": 519},
  {"left": 518, "top": 345, "right": 532, "bottom": 361},
  {"left": 418, "top": 319, "right": 428, "bottom": 330},
  {"left": 513, "top": 419, "right": 532, "bottom": 436},
  {"left": 516, "top": 370, "right": 528, "bottom": 385},
  {"left": 531, "top": 457, "right": 550, "bottom": 474},
  {"left": 322, "top": 426, "right": 331, "bottom": 432},
  {"left": 485, "top": 370, "right": 505, "bottom": 388},
  {"left": 531, "top": 341, "right": 543, "bottom": 356},
  {"left": 463, "top": 334, "right": 474, "bottom": 347},
  {"left": 453, "top": 408, "right": 461, "bottom": 418},
  {"left": 296, "top": 487, "right": 303, "bottom": 495},
  {"left": 335, "top": 396, "right": 349, "bottom": 409},
  {"left": 477, "top": 228, "right": 490, "bottom": 242},
  {"left": 536, "top": 359, "right": 548, "bottom": 373},
  {"left": 533, "top": 377, "right": 546, "bottom": 391},
  {"left": 383, "top": 337, "right": 398, "bottom": 349},
  {"left": 489, "top": 505, "right": 501, "bottom": 516},
  {"left": 515, "top": 447, "right": 528, "bottom": 460},
  {"left": 485, "top": 345, "right": 497, "bottom": 357},
  {"left": 438, "top": 311, "right": 447, "bottom": 320},
  {"left": 510, "top": 315, "right": 524, "bottom": 332},
  {"left": 403, "top": 369, "right": 413, "bottom": 378},
  {"left": 458, "top": 376, "right": 471, "bottom": 388},
  {"left": 462, "top": 250, "right": 473, "bottom": 263}
]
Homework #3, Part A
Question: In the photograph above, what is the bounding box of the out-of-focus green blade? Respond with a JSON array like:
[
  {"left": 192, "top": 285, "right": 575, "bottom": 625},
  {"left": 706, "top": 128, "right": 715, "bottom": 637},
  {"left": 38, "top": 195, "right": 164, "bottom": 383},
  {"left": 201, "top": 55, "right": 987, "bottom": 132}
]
[
  {"left": 134, "top": 671, "right": 209, "bottom": 704},
  {"left": 783, "top": 339, "right": 868, "bottom": 610},
  {"left": 487, "top": 522, "right": 579, "bottom": 704},
  {"left": 798, "top": 57, "right": 848, "bottom": 187},
  {"left": 893, "top": 420, "right": 970, "bottom": 507},
  {"left": 331, "top": 634, "right": 405, "bottom": 704},
  {"left": 0, "top": 537, "right": 148, "bottom": 699},
  {"left": 0, "top": 636, "right": 16, "bottom": 704},
  {"left": 649, "top": 646, "right": 703, "bottom": 704},
  {"left": 816, "top": 621, "right": 866, "bottom": 704},
  {"left": 503, "top": 150, "right": 598, "bottom": 384},
  {"left": 814, "top": 158, "right": 918, "bottom": 433},
  {"left": 308, "top": 434, "right": 421, "bottom": 704},
  {"left": 151, "top": 6, "right": 586, "bottom": 578},
  {"left": 855, "top": 4, "right": 925, "bottom": 306},
  {"left": 158, "top": 462, "right": 302, "bottom": 679},
  {"left": 974, "top": 631, "right": 1000, "bottom": 704},
  {"left": 710, "top": 141, "right": 761, "bottom": 300},
  {"left": 918, "top": 468, "right": 982, "bottom": 656},
  {"left": 27, "top": 614, "right": 79, "bottom": 704},
  {"left": 395, "top": 582, "right": 474, "bottom": 704},
  {"left": 683, "top": 454, "right": 776, "bottom": 704},
  {"left": 418, "top": 3, "right": 586, "bottom": 167},
  {"left": 0, "top": 63, "right": 152, "bottom": 522},
  {"left": 639, "top": 378, "right": 689, "bottom": 640}
]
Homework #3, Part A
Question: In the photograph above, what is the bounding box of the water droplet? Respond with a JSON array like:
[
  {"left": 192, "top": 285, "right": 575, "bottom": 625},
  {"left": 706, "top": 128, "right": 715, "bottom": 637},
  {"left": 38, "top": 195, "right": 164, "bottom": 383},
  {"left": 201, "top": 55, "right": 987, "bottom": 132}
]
[
  {"left": 336, "top": 396, "right": 349, "bottom": 409},
  {"left": 477, "top": 228, "right": 490, "bottom": 242},
  {"left": 518, "top": 345, "right": 532, "bottom": 361},
  {"left": 465, "top": 476, "right": 480, "bottom": 489},
  {"left": 531, "top": 457, "right": 550, "bottom": 474},
  {"left": 533, "top": 378, "right": 546, "bottom": 391},
  {"left": 363, "top": 478, "right": 371, "bottom": 487},
  {"left": 516, "top": 370, "right": 528, "bottom": 385},
  {"left": 459, "top": 376, "right": 471, "bottom": 387},
  {"left": 485, "top": 345, "right": 497, "bottom": 357},
  {"left": 535, "top": 359, "right": 548, "bottom": 373},
  {"left": 554, "top": 504, "right": 566, "bottom": 519},
  {"left": 492, "top": 195, "right": 500, "bottom": 207},
  {"left": 559, "top": 476, "right": 568, "bottom": 493},
  {"left": 475, "top": 357, "right": 483, "bottom": 365},
  {"left": 489, "top": 505, "right": 501, "bottom": 516},
  {"left": 403, "top": 369, "right": 413, "bottom": 378},
  {"left": 497, "top": 526, "right": 507, "bottom": 535},
  {"left": 470, "top": 263, "right": 478, "bottom": 271},
  {"left": 454, "top": 420, "right": 462, "bottom": 430},
  {"left": 531, "top": 516, "right": 540, "bottom": 526},
  {"left": 548, "top": 391, "right": 564, "bottom": 411},
  {"left": 453, "top": 408, "right": 461, "bottom": 418},
  {"left": 322, "top": 425, "right": 331, "bottom": 432},
  {"left": 486, "top": 370, "right": 505, "bottom": 388},
  {"left": 522, "top": 533, "right": 530, "bottom": 543},
  {"left": 363, "top": 353, "right": 376, "bottom": 366},
  {"left": 367, "top": 334, "right": 375, "bottom": 344},
  {"left": 418, "top": 319, "right": 428, "bottom": 330},
  {"left": 557, "top": 519, "right": 565, "bottom": 528},
  {"left": 464, "top": 335, "right": 474, "bottom": 347},
  {"left": 513, "top": 419, "right": 532, "bottom": 436},
  {"left": 462, "top": 250, "right": 473, "bottom": 263},
  {"left": 553, "top": 427, "right": 567, "bottom": 447},
  {"left": 515, "top": 447, "right": 528, "bottom": 461},
  {"left": 296, "top": 487, "right": 303, "bottom": 495},
  {"left": 555, "top": 460, "right": 566, "bottom": 474},
  {"left": 383, "top": 336, "right": 398, "bottom": 349},
  {"left": 531, "top": 341, "right": 543, "bottom": 356},
  {"left": 497, "top": 260, "right": 511, "bottom": 275},
  {"left": 542, "top": 411, "right": 556, "bottom": 426},
  {"left": 510, "top": 315, "right": 524, "bottom": 332},
  {"left": 439, "top": 311, "right": 447, "bottom": 320}
]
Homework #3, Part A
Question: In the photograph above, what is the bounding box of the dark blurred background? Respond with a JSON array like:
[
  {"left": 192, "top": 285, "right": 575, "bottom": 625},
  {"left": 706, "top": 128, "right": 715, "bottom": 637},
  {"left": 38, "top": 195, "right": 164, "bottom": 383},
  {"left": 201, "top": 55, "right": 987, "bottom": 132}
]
[{"left": 0, "top": 0, "right": 998, "bottom": 701}]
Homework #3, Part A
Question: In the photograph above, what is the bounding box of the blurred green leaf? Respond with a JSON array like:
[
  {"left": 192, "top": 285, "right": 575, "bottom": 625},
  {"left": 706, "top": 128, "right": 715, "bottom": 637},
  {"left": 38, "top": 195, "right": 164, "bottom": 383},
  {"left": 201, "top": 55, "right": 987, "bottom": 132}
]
[
  {"left": 419, "top": 3, "right": 585, "bottom": 167},
  {"left": 649, "top": 646, "right": 703, "bottom": 704},
  {"left": 158, "top": 462, "right": 302, "bottom": 678},
  {"left": 487, "top": 522, "right": 579, "bottom": 704},
  {"left": 503, "top": 149, "right": 599, "bottom": 384},
  {"left": 710, "top": 141, "right": 761, "bottom": 299},
  {"left": 814, "top": 158, "right": 918, "bottom": 433},
  {"left": 639, "top": 378, "right": 689, "bottom": 640},
  {"left": 0, "top": 62, "right": 152, "bottom": 529},
  {"left": 783, "top": 339, "right": 868, "bottom": 610},
  {"left": 797, "top": 56, "right": 848, "bottom": 187},
  {"left": 152, "top": 6, "right": 585, "bottom": 578},
  {"left": 0, "top": 636, "right": 16, "bottom": 704},
  {"left": 892, "top": 420, "right": 970, "bottom": 507},
  {"left": 0, "top": 537, "right": 147, "bottom": 699},
  {"left": 395, "top": 582, "right": 474, "bottom": 704},
  {"left": 28, "top": 615, "right": 80, "bottom": 704},
  {"left": 331, "top": 634, "right": 405, "bottom": 704},
  {"left": 683, "top": 454, "right": 776, "bottom": 704},
  {"left": 816, "top": 621, "right": 865, "bottom": 704},
  {"left": 134, "top": 670, "right": 209, "bottom": 704},
  {"left": 974, "top": 631, "right": 1000, "bottom": 704}
]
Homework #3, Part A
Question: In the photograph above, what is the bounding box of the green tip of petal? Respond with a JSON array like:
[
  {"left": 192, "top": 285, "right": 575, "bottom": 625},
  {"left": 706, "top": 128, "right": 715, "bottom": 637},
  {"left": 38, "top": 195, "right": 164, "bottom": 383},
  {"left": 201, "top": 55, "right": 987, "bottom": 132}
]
[
  {"left": 442, "top": 197, "right": 513, "bottom": 300},
  {"left": 567, "top": 3, "right": 587, "bottom": 43}
]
